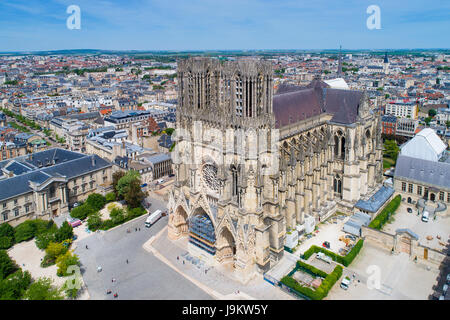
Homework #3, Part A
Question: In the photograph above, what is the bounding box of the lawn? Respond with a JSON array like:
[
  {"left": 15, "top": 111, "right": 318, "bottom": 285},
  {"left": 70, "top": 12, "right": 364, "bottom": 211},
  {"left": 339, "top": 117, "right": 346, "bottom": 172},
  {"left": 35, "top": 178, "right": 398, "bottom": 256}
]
[{"left": 383, "top": 157, "right": 395, "bottom": 169}]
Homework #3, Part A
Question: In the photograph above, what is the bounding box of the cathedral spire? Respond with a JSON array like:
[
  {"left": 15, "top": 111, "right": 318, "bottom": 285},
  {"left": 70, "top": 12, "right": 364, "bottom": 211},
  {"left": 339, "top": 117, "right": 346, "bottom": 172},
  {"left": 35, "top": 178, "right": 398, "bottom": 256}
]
[{"left": 337, "top": 45, "right": 343, "bottom": 76}]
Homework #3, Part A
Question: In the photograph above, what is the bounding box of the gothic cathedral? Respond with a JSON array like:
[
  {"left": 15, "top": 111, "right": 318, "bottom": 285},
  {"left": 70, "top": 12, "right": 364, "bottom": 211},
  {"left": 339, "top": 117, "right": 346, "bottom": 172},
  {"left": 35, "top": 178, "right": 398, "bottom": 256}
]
[{"left": 168, "top": 57, "right": 382, "bottom": 282}]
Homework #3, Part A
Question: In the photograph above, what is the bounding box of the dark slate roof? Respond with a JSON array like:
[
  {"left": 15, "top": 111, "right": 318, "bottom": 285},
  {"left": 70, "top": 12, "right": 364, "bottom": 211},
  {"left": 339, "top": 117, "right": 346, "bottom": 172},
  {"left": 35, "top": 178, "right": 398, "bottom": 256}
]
[
  {"left": 273, "top": 79, "right": 364, "bottom": 128},
  {"left": 394, "top": 155, "right": 450, "bottom": 190},
  {"left": 323, "top": 88, "right": 364, "bottom": 124},
  {"left": 25, "top": 148, "right": 85, "bottom": 168},
  {"left": 0, "top": 170, "right": 51, "bottom": 201},
  {"left": 0, "top": 148, "right": 112, "bottom": 201},
  {"left": 41, "top": 154, "right": 111, "bottom": 179},
  {"left": 355, "top": 186, "right": 395, "bottom": 213},
  {"left": 273, "top": 88, "right": 323, "bottom": 127},
  {"left": 3, "top": 161, "right": 34, "bottom": 175}
]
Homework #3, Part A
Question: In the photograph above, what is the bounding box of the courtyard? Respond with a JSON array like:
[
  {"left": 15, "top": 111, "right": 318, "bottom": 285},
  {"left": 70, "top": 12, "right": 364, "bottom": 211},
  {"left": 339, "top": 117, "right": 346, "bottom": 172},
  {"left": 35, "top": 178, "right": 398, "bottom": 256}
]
[
  {"left": 383, "top": 202, "right": 450, "bottom": 252},
  {"left": 7, "top": 238, "right": 89, "bottom": 299},
  {"left": 294, "top": 214, "right": 358, "bottom": 258},
  {"left": 325, "top": 242, "right": 442, "bottom": 300}
]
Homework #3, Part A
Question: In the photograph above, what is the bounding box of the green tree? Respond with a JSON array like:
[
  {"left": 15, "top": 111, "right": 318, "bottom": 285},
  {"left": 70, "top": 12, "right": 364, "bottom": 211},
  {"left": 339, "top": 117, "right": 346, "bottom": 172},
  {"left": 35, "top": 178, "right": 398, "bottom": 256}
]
[
  {"left": 0, "top": 223, "right": 14, "bottom": 239},
  {"left": 124, "top": 178, "right": 147, "bottom": 209},
  {"left": 424, "top": 117, "right": 432, "bottom": 126},
  {"left": 45, "top": 242, "right": 67, "bottom": 261},
  {"left": 0, "top": 269, "right": 31, "bottom": 300},
  {"left": 0, "top": 237, "right": 13, "bottom": 250},
  {"left": 127, "top": 207, "right": 146, "bottom": 220},
  {"left": 446, "top": 120, "right": 450, "bottom": 128},
  {"left": 14, "top": 221, "right": 37, "bottom": 243},
  {"left": 428, "top": 109, "right": 437, "bottom": 117},
  {"left": 87, "top": 212, "right": 103, "bottom": 231},
  {"left": 56, "top": 251, "right": 79, "bottom": 277},
  {"left": 116, "top": 170, "right": 140, "bottom": 198},
  {"left": 110, "top": 208, "right": 125, "bottom": 225},
  {"left": 0, "top": 250, "right": 17, "bottom": 280},
  {"left": 35, "top": 232, "right": 56, "bottom": 250},
  {"left": 23, "top": 277, "right": 64, "bottom": 300},
  {"left": 112, "top": 171, "right": 126, "bottom": 198},
  {"left": 54, "top": 221, "right": 74, "bottom": 243},
  {"left": 62, "top": 276, "right": 81, "bottom": 299},
  {"left": 70, "top": 203, "right": 95, "bottom": 220},
  {"left": 105, "top": 192, "right": 116, "bottom": 202},
  {"left": 384, "top": 139, "right": 400, "bottom": 162},
  {"left": 85, "top": 193, "right": 106, "bottom": 211}
]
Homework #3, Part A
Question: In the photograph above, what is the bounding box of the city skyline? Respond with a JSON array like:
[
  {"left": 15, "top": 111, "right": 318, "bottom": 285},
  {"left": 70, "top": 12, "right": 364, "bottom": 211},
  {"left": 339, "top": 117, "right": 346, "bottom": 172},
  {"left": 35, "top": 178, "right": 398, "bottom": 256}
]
[{"left": 0, "top": 0, "right": 449, "bottom": 52}]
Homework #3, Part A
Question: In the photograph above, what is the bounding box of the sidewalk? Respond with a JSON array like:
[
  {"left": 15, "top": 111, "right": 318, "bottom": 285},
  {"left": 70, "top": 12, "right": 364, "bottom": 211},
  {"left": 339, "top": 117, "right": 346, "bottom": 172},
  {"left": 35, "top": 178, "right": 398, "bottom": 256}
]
[{"left": 143, "top": 226, "right": 293, "bottom": 300}]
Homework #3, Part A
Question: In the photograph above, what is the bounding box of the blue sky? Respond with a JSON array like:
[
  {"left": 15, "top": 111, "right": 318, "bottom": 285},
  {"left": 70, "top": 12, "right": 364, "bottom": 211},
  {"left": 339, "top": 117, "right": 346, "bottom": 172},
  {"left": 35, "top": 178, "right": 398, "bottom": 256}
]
[{"left": 0, "top": 0, "right": 448, "bottom": 52}]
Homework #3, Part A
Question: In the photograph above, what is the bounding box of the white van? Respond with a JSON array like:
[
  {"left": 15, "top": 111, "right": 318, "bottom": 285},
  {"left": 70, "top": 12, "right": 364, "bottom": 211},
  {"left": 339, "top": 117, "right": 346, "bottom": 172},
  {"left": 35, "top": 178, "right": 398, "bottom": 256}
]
[
  {"left": 340, "top": 276, "right": 351, "bottom": 290},
  {"left": 421, "top": 211, "right": 429, "bottom": 222},
  {"left": 145, "top": 209, "right": 162, "bottom": 228}
]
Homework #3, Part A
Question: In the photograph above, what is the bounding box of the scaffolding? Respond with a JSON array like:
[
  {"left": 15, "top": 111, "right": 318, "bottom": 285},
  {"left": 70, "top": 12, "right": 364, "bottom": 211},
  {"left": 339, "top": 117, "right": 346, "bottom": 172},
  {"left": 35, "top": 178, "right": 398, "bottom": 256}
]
[{"left": 189, "top": 214, "right": 216, "bottom": 255}]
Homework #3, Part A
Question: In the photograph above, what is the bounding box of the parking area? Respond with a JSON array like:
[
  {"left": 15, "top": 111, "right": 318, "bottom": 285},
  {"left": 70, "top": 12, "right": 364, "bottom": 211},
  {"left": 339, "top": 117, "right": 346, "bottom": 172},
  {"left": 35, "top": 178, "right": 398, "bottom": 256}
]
[
  {"left": 294, "top": 214, "right": 358, "bottom": 258},
  {"left": 326, "top": 242, "right": 442, "bottom": 300},
  {"left": 384, "top": 202, "right": 450, "bottom": 252}
]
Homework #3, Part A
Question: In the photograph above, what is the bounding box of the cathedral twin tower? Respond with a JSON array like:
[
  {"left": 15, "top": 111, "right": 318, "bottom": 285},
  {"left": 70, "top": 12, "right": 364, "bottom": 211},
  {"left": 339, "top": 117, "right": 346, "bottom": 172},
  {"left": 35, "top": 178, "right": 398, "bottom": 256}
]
[{"left": 168, "top": 57, "right": 382, "bottom": 281}]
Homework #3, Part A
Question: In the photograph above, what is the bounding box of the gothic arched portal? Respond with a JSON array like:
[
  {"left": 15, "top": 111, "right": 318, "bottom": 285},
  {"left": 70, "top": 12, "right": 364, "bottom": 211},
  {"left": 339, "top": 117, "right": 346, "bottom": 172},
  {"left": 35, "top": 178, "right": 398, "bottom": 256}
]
[{"left": 216, "top": 226, "right": 236, "bottom": 265}]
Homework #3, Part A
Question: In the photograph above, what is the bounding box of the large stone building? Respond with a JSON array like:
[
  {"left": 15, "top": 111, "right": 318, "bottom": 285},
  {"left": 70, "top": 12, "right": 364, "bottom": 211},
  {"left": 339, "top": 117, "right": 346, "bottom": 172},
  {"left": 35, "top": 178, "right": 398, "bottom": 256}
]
[
  {"left": 0, "top": 148, "right": 113, "bottom": 226},
  {"left": 167, "top": 57, "right": 383, "bottom": 281}
]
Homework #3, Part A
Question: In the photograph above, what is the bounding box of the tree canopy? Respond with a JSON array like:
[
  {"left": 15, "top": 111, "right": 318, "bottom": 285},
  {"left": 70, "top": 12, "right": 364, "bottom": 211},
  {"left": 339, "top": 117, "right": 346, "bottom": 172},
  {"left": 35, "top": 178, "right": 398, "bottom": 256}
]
[{"left": 23, "top": 277, "right": 64, "bottom": 300}]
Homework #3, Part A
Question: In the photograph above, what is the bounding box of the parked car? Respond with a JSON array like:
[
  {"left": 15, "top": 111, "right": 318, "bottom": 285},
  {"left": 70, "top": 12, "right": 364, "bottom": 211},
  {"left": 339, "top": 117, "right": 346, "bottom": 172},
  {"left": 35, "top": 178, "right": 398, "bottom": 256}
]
[
  {"left": 407, "top": 208, "right": 413, "bottom": 213},
  {"left": 345, "top": 234, "right": 356, "bottom": 241},
  {"left": 422, "top": 211, "right": 429, "bottom": 222},
  {"left": 322, "top": 241, "right": 331, "bottom": 249},
  {"left": 340, "top": 276, "right": 351, "bottom": 290},
  {"left": 67, "top": 217, "right": 82, "bottom": 228}
]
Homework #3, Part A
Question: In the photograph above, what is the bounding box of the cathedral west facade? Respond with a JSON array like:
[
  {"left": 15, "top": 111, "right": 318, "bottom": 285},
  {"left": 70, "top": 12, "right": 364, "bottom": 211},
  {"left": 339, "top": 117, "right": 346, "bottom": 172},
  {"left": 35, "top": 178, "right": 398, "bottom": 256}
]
[{"left": 168, "top": 57, "right": 383, "bottom": 281}]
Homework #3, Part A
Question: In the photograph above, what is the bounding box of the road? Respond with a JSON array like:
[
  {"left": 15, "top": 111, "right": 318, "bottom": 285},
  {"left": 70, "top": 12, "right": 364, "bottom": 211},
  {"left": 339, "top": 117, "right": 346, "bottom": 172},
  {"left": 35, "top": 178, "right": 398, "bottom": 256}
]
[{"left": 74, "top": 196, "right": 213, "bottom": 300}]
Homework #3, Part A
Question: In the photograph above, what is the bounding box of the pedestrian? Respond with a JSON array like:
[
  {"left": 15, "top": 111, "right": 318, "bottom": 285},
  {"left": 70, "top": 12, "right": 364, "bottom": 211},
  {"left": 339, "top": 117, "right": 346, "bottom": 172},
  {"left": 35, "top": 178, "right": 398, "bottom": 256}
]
[
  {"left": 183, "top": 260, "right": 185, "bottom": 265},
  {"left": 86, "top": 245, "right": 88, "bottom": 249},
  {"left": 139, "top": 228, "right": 140, "bottom": 231},
  {"left": 126, "top": 259, "right": 129, "bottom": 264},
  {"left": 135, "top": 228, "right": 137, "bottom": 232},
  {"left": 177, "top": 256, "right": 179, "bottom": 261},
  {"left": 114, "top": 293, "right": 118, "bottom": 298}
]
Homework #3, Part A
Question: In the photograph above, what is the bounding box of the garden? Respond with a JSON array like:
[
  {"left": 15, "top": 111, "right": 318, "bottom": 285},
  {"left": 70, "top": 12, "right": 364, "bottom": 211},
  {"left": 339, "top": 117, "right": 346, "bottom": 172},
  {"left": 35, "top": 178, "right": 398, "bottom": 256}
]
[
  {"left": 0, "top": 219, "right": 79, "bottom": 299},
  {"left": 281, "top": 260, "right": 343, "bottom": 300},
  {"left": 70, "top": 170, "right": 148, "bottom": 232},
  {"left": 302, "top": 239, "right": 364, "bottom": 267}
]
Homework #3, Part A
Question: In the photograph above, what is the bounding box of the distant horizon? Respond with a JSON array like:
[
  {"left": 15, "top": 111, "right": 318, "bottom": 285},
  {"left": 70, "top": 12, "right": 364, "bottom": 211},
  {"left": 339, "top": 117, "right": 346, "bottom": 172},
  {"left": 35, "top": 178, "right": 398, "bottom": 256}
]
[
  {"left": 1, "top": 48, "right": 449, "bottom": 55},
  {"left": 1, "top": 0, "right": 449, "bottom": 52}
]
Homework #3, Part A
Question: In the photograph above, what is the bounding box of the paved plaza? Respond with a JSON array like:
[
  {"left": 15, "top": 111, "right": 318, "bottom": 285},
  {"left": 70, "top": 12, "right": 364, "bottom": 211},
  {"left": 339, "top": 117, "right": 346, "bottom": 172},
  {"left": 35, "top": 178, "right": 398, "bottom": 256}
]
[
  {"left": 384, "top": 202, "right": 450, "bottom": 252},
  {"left": 74, "top": 195, "right": 213, "bottom": 300},
  {"left": 325, "top": 242, "right": 442, "bottom": 300},
  {"left": 147, "top": 228, "right": 294, "bottom": 300}
]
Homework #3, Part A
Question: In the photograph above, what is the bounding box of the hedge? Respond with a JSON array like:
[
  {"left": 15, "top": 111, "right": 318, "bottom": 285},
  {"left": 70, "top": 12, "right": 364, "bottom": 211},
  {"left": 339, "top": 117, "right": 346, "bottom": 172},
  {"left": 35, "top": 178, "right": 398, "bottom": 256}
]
[
  {"left": 302, "top": 239, "right": 364, "bottom": 267},
  {"left": 281, "top": 264, "right": 343, "bottom": 300},
  {"left": 296, "top": 260, "right": 328, "bottom": 278},
  {"left": 368, "top": 195, "right": 401, "bottom": 230}
]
